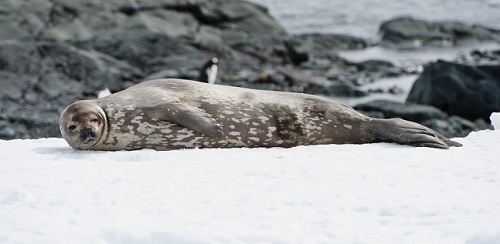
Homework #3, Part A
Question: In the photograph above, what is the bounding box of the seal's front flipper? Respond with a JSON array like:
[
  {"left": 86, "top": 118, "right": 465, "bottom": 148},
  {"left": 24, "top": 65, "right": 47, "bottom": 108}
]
[
  {"left": 367, "top": 118, "right": 462, "bottom": 149},
  {"left": 152, "top": 103, "right": 224, "bottom": 137}
]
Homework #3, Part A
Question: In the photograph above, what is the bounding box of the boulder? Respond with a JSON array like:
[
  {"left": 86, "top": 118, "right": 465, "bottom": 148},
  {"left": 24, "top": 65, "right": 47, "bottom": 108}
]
[
  {"left": 2, "top": 0, "right": 285, "bottom": 43},
  {"left": 421, "top": 116, "right": 485, "bottom": 138},
  {"left": 0, "top": 41, "right": 143, "bottom": 139},
  {"left": 354, "top": 100, "right": 446, "bottom": 122},
  {"left": 460, "top": 49, "right": 500, "bottom": 65},
  {"left": 0, "top": 0, "right": 52, "bottom": 40},
  {"left": 284, "top": 34, "right": 367, "bottom": 65},
  {"left": 354, "top": 100, "right": 484, "bottom": 137},
  {"left": 407, "top": 60, "right": 500, "bottom": 122},
  {"left": 379, "top": 17, "right": 500, "bottom": 48}
]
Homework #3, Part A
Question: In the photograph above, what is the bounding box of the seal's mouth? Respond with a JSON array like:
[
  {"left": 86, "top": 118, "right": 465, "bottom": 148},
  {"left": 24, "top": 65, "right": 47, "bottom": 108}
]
[
  {"left": 75, "top": 136, "right": 99, "bottom": 149},
  {"left": 76, "top": 127, "right": 99, "bottom": 148},
  {"left": 82, "top": 138, "right": 97, "bottom": 145}
]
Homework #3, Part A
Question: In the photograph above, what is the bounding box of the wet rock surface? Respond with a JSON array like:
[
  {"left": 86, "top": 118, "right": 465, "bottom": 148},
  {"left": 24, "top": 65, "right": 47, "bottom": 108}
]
[
  {"left": 1, "top": 0, "right": 499, "bottom": 140},
  {"left": 354, "top": 100, "right": 491, "bottom": 138},
  {"left": 407, "top": 60, "right": 500, "bottom": 122},
  {"left": 379, "top": 16, "right": 500, "bottom": 48}
]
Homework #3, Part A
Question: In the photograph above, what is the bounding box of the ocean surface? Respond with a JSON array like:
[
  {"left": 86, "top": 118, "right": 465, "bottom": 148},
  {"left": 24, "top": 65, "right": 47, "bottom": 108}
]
[{"left": 249, "top": 0, "right": 500, "bottom": 40}]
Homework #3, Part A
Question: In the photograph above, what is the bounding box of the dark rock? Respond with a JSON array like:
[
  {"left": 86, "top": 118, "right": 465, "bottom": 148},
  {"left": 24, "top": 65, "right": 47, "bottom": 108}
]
[
  {"left": 248, "top": 72, "right": 288, "bottom": 86},
  {"left": 0, "top": 0, "right": 52, "bottom": 40},
  {"left": 0, "top": 72, "right": 36, "bottom": 101},
  {"left": 379, "top": 17, "right": 500, "bottom": 48},
  {"left": 285, "top": 34, "right": 367, "bottom": 67},
  {"left": 76, "top": 30, "right": 197, "bottom": 70},
  {"left": 6, "top": 0, "right": 285, "bottom": 43},
  {"left": 407, "top": 60, "right": 500, "bottom": 122},
  {"left": 347, "top": 60, "right": 396, "bottom": 72},
  {"left": 277, "top": 67, "right": 334, "bottom": 88},
  {"left": 39, "top": 42, "right": 144, "bottom": 92},
  {"left": 284, "top": 40, "right": 309, "bottom": 65},
  {"left": 459, "top": 49, "right": 500, "bottom": 65},
  {"left": 354, "top": 100, "right": 482, "bottom": 137},
  {"left": 0, "top": 41, "right": 144, "bottom": 139},
  {"left": 291, "top": 34, "right": 367, "bottom": 54},
  {"left": 322, "top": 84, "right": 366, "bottom": 97},
  {"left": 388, "top": 86, "right": 404, "bottom": 95},
  {"left": 0, "top": 41, "right": 143, "bottom": 96},
  {"left": 421, "top": 116, "right": 481, "bottom": 138},
  {"left": 208, "top": 0, "right": 286, "bottom": 35},
  {"left": 228, "top": 35, "right": 290, "bottom": 65},
  {"left": 354, "top": 100, "right": 447, "bottom": 122},
  {"left": 0, "top": 124, "right": 16, "bottom": 139}
]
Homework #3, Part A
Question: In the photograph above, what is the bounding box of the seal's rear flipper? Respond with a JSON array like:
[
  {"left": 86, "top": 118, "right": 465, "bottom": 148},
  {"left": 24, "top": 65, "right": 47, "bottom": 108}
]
[
  {"left": 367, "top": 118, "right": 462, "bottom": 149},
  {"left": 152, "top": 103, "right": 224, "bottom": 137}
]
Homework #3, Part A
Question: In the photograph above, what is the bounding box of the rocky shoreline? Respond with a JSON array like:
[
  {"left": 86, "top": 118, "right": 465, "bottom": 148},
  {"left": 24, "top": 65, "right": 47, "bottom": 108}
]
[{"left": 1, "top": 0, "right": 499, "bottom": 140}]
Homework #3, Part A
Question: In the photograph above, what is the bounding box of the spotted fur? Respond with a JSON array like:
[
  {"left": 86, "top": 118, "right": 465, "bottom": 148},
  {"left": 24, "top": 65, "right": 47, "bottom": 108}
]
[{"left": 60, "top": 79, "right": 461, "bottom": 150}]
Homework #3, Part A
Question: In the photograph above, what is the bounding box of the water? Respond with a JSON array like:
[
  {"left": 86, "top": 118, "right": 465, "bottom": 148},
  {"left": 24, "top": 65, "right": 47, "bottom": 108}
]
[{"left": 250, "top": 0, "right": 500, "bottom": 40}]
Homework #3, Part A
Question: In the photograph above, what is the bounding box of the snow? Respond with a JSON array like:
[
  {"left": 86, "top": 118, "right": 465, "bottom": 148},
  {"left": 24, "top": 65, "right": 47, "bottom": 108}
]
[{"left": 1, "top": 114, "right": 500, "bottom": 244}]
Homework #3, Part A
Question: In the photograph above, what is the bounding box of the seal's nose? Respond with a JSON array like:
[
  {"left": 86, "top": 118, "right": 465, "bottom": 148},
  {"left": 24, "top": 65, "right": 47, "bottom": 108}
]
[{"left": 79, "top": 127, "right": 96, "bottom": 140}]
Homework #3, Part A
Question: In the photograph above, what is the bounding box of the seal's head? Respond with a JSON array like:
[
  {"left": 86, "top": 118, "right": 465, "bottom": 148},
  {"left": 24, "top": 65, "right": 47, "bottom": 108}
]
[{"left": 60, "top": 100, "right": 107, "bottom": 150}]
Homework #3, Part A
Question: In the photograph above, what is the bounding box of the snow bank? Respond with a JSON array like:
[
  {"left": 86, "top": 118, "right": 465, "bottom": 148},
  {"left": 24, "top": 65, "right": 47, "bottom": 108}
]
[
  {"left": 491, "top": 113, "right": 500, "bottom": 130},
  {"left": 1, "top": 114, "right": 499, "bottom": 243}
]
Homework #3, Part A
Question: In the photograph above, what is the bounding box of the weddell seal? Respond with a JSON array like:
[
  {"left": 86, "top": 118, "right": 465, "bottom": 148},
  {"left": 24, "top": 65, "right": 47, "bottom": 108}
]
[{"left": 60, "top": 79, "right": 462, "bottom": 150}]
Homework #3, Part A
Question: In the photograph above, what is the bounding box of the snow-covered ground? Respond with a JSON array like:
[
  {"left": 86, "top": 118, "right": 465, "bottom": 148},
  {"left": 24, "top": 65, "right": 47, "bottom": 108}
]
[{"left": 1, "top": 114, "right": 500, "bottom": 244}]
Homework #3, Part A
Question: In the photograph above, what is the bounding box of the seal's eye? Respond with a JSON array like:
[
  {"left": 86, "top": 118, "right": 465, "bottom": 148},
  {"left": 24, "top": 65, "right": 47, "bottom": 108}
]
[
  {"left": 90, "top": 118, "right": 98, "bottom": 124},
  {"left": 68, "top": 125, "right": 76, "bottom": 131}
]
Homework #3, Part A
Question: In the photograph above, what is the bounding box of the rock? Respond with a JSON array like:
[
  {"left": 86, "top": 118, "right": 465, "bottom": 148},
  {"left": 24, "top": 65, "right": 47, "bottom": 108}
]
[
  {"left": 379, "top": 17, "right": 500, "bottom": 48},
  {"left": 2, "top": 0, "right": 285, "bottom": 43},
  {"left": 421, "top": 116, "right": 481, "bottom": 138},
  {"left": 284, "top": 40, "right": 309, "bottom": 65},
  {"left": 0, "top": 125, "right": 16, "bottom": 139},
  {"left": 38, "top": 42, "right": 144, "bottom": 93},
  {"left": 227, "top": 35, "right": 289, "bottom": 65},
  {"left": 319, "top": 83, "right": 366, "bottom": 97},
  {"left": 4, "top": 105, "right": 62, "bottom": 139},
  {"left": 276, "top": 67, "right": 334, "bottom": 88},
  {"left": 354, "top": 100, "right": 447, "bottom": 122},
  {"left": 0, "top": 72, "right": 36, "bottom": 101},
  {"left": 354, "top": 100, "right": 482, "bottom": 137},
  {"left": 291, "top": 34, "right": 367, "bottom": 54},
  {"left": 0, "top": 0, "right": 52, "bottom": 40},
  {"left": 76, "top": 30, "right": 198, "bottom": 70},
  {"left": 407, "top": 60, "right": 500, "bottom": 122},
  {"left": 0, "top": 41, "right": 144, "bottom": 139},
  {"left": 347, "top": 60, "right": 396, "bottom": 72},
  {"left": 210, "top": 0, "right": 286, "bottom": 35},
  {"left": 459, "top": 49, "right": 500, "bottom": 65}
]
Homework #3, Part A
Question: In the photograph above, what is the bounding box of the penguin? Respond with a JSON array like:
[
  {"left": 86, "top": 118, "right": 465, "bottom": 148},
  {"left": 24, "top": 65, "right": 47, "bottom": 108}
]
[{"left": 198, "top": 57, "right": 219, "bottom": 84}]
